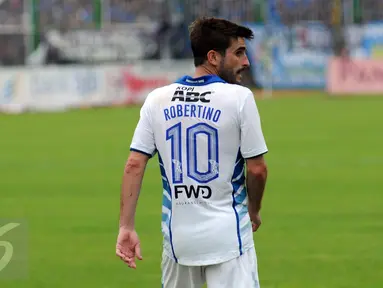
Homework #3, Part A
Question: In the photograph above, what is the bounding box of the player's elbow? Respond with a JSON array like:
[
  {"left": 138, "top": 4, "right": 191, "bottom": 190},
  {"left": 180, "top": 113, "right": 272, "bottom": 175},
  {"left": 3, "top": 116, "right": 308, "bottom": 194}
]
[
  {"left": 247, "top": 161, "right": 268, "bottom": 181},
  {"left": 124, "top": 154, "right": 147, "bottom": 175}
]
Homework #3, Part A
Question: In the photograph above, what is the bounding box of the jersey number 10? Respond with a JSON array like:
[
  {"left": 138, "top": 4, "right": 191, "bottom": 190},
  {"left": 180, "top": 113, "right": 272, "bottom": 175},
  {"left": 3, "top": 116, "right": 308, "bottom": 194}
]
[{"left": 166, "top": 122, "right": 219, "bottom": 184}]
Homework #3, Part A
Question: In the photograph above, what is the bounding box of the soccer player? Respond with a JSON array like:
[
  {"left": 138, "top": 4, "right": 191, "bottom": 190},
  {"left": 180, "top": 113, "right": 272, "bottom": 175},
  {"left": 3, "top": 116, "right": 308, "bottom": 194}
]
[{"left": 116, "top": 17, "right": 268, "bottom": 288}]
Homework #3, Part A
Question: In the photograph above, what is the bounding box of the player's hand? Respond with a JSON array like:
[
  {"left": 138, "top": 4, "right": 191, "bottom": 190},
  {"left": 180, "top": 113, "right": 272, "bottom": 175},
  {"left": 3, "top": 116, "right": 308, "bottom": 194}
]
[
  {"left": 116, "top": 226, "right": 143, "bottom": 269},
  {"left": 250, "top": 212, "right": 261, "bottom": 232}
]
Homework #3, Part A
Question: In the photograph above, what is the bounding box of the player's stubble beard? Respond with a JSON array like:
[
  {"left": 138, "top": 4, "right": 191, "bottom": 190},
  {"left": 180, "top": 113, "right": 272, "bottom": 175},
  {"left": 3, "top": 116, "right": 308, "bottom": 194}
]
[{"left": 217, "top": 58, "right": 244, "bottom": 85}]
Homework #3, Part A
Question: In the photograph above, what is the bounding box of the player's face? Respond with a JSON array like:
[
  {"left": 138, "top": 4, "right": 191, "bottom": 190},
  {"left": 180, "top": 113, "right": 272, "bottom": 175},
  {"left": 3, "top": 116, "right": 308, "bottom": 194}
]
[{"left": 218, "top": 37, "right": 250, "bottom": 84}]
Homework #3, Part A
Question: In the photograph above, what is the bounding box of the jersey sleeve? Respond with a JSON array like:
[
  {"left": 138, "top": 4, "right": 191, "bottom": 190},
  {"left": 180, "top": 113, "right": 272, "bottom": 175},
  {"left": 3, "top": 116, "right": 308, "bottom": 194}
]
[
  {"left": 239, "top": 91, "right": 268, "bottom": 159},
  {"left": 130, "top": 97, "right": 156, "bottom": 157}
]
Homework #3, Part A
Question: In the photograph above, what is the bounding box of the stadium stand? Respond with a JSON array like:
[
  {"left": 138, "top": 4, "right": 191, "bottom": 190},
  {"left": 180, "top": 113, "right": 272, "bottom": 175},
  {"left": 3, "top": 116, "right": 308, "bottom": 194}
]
[
  {"left": 0, "top": 0, "right": 383, "bottom": 66},
  {"left": 276, "top": 0, "right": 332, "bottom": 25},
  {"left": 0, "top": 0, "right": 23, "bottom": 26},
  {"left": 38, "top": 0, "right": 95, "bottom": 29},
  {"left": 360, "top": 0, "right": 383, "bottom": 23}
]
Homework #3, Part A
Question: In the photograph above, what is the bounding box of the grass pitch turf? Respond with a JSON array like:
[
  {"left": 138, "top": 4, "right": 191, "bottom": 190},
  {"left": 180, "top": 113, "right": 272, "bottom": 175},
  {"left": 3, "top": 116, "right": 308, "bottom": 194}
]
[{"left": 0, "top": 94, "right": 382, "bottom": 288}]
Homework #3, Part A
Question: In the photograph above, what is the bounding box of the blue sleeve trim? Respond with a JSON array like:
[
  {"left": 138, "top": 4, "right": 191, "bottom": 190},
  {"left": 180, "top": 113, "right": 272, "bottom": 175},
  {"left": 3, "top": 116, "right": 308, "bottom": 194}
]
[
  {"left": 243, "top": 151, "right": 268, "bottom": 159},
  {"left": 130, "top": 148, "right": 153, "bottom": 158}
]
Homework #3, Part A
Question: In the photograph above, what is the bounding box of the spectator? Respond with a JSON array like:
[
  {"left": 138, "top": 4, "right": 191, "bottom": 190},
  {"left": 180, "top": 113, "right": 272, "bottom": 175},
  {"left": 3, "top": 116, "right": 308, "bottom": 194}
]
[
  {"left": 0, "top": 0, "right": 24, "bottom": 65},
  {"left": 0, "top": 0, "right": 23, "bottom": 26},
  {"left": 0, "top": 34, "right": 25, "bottom": 65}
]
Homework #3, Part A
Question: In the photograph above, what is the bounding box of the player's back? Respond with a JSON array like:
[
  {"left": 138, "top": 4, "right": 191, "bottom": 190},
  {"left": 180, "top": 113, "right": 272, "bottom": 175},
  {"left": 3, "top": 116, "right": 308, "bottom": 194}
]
[{"left": 131, "top": 75, "right": 267, "bottom": 266}]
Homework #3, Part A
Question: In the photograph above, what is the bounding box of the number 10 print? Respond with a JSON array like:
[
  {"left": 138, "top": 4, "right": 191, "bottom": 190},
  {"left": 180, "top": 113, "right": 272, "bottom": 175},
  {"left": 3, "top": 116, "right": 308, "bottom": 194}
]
[{"left": 166, "top": 122, "right": 219, "bottom": 184}]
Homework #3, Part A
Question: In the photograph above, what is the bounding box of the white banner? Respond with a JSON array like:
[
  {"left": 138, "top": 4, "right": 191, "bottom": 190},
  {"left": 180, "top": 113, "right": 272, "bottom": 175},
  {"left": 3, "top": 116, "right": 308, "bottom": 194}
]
[
  {"left": 0, "top": 61, "right": 194, "bottom": 114},
  {"left": 27, "top": 67, "right": 105, "bottom": 110},
  {"left": 0, "top": 69, "right": 28, "bottom": 114}
]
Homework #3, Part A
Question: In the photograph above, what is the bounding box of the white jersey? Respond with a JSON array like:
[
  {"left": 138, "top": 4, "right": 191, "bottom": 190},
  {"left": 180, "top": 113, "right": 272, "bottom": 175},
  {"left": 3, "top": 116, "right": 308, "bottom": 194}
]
[{"left": 130, "top": 75, "right": 268, "bottom": 266}]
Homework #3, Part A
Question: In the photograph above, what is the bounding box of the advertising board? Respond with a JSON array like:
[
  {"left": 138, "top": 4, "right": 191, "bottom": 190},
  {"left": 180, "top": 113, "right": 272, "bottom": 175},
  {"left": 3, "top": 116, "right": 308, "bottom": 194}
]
[
  {"left": 0, "top": 61, "right": 194, "bottom": 114},
  {"left": 328, "top": 57, "right": 383, "bottom": 95}
]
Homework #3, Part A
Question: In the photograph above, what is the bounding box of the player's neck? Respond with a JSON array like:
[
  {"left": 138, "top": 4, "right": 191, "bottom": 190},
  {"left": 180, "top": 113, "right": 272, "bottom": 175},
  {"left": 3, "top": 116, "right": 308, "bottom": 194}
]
[{"left": 194, "top": 65, "right": 219, "bottom": 78}]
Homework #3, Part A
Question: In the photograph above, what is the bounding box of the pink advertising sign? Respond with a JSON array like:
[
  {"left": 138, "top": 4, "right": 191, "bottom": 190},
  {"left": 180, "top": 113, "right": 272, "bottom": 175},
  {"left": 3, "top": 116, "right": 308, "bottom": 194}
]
[{"left": 327, "top": 57, "right": 383, "bottom": 95}]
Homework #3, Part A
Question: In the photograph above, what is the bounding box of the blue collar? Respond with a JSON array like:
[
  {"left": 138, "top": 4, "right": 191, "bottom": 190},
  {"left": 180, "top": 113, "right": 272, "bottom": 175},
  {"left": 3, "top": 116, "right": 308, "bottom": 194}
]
[{"left": 175, "top": 75, "right": 226, "bottom": 86}]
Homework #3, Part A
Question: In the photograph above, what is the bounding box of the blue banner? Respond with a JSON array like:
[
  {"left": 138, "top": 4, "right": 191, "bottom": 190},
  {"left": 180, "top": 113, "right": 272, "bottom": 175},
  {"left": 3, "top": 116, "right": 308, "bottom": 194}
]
[
  {"left": 246, "top": 23, "right": 328, "bottom": 89},
  {"left": 362, "top": 23, "right": 383, "bottom": 59}
]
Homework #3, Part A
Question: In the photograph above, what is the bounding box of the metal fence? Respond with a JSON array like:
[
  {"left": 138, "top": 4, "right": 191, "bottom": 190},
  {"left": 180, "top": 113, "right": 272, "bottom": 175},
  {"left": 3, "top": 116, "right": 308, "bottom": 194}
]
[{"left": 0, "top": 0, "right": 382, "bottom": 66}]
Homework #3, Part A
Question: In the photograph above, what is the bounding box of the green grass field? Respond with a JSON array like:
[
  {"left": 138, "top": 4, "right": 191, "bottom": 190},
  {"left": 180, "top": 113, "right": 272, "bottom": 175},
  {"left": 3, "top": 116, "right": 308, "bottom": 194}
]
[{"left": 1, "top": 94, "right": 383, "bottom": 288}]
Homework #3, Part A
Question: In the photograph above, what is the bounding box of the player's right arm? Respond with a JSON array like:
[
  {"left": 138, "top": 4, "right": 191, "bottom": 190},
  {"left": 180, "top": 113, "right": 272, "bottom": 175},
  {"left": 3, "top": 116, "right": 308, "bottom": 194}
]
[
  {"left": 239, "top": 90, "right": 268, "bottom": 232},
  {"left": 116, "top": 96, "right": 156, "bottom": 268},
  {"left": 116, "top": 151, "right": 148, "bottom": 268}
]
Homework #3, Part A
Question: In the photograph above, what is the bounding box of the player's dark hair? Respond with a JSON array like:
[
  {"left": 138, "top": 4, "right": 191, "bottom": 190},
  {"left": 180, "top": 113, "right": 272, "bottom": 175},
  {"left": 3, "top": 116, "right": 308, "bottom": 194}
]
[{"left": 189, "top": 17, "right": 254, "bottom": 67}]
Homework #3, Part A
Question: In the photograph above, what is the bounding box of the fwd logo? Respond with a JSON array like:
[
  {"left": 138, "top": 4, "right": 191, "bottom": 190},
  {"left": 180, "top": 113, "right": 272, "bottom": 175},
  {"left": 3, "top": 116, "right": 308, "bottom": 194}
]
[{"left": 174, "top": 185, "right": 212, "bottom": 199}]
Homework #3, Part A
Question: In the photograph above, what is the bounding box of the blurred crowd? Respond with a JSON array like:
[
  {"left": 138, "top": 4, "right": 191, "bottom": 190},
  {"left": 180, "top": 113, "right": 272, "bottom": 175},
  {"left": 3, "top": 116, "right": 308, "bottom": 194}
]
[
  {"left": 38, "top": 0, "right": 170, "bottom": 29},
  {"left": 360, "top": 0, "right": 383, "bottom": 23},
  {"left": 1, "top": 0, "right": 383, "bottom": 66},
  {"left": 0, "top": 0, "right": 24, "bottom": 65},
  {"left": 276, "top": 0, "right": 333, "bottom": 26},
  {"left": 277, "top": 0, "right": 383, "bottom": 25}
]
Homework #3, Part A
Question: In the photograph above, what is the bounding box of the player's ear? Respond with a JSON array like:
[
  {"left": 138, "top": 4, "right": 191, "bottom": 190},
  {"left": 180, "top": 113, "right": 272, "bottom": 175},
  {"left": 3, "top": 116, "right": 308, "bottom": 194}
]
[{"left": 207, "top": 50, "right": 222, "bottom": 67}]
